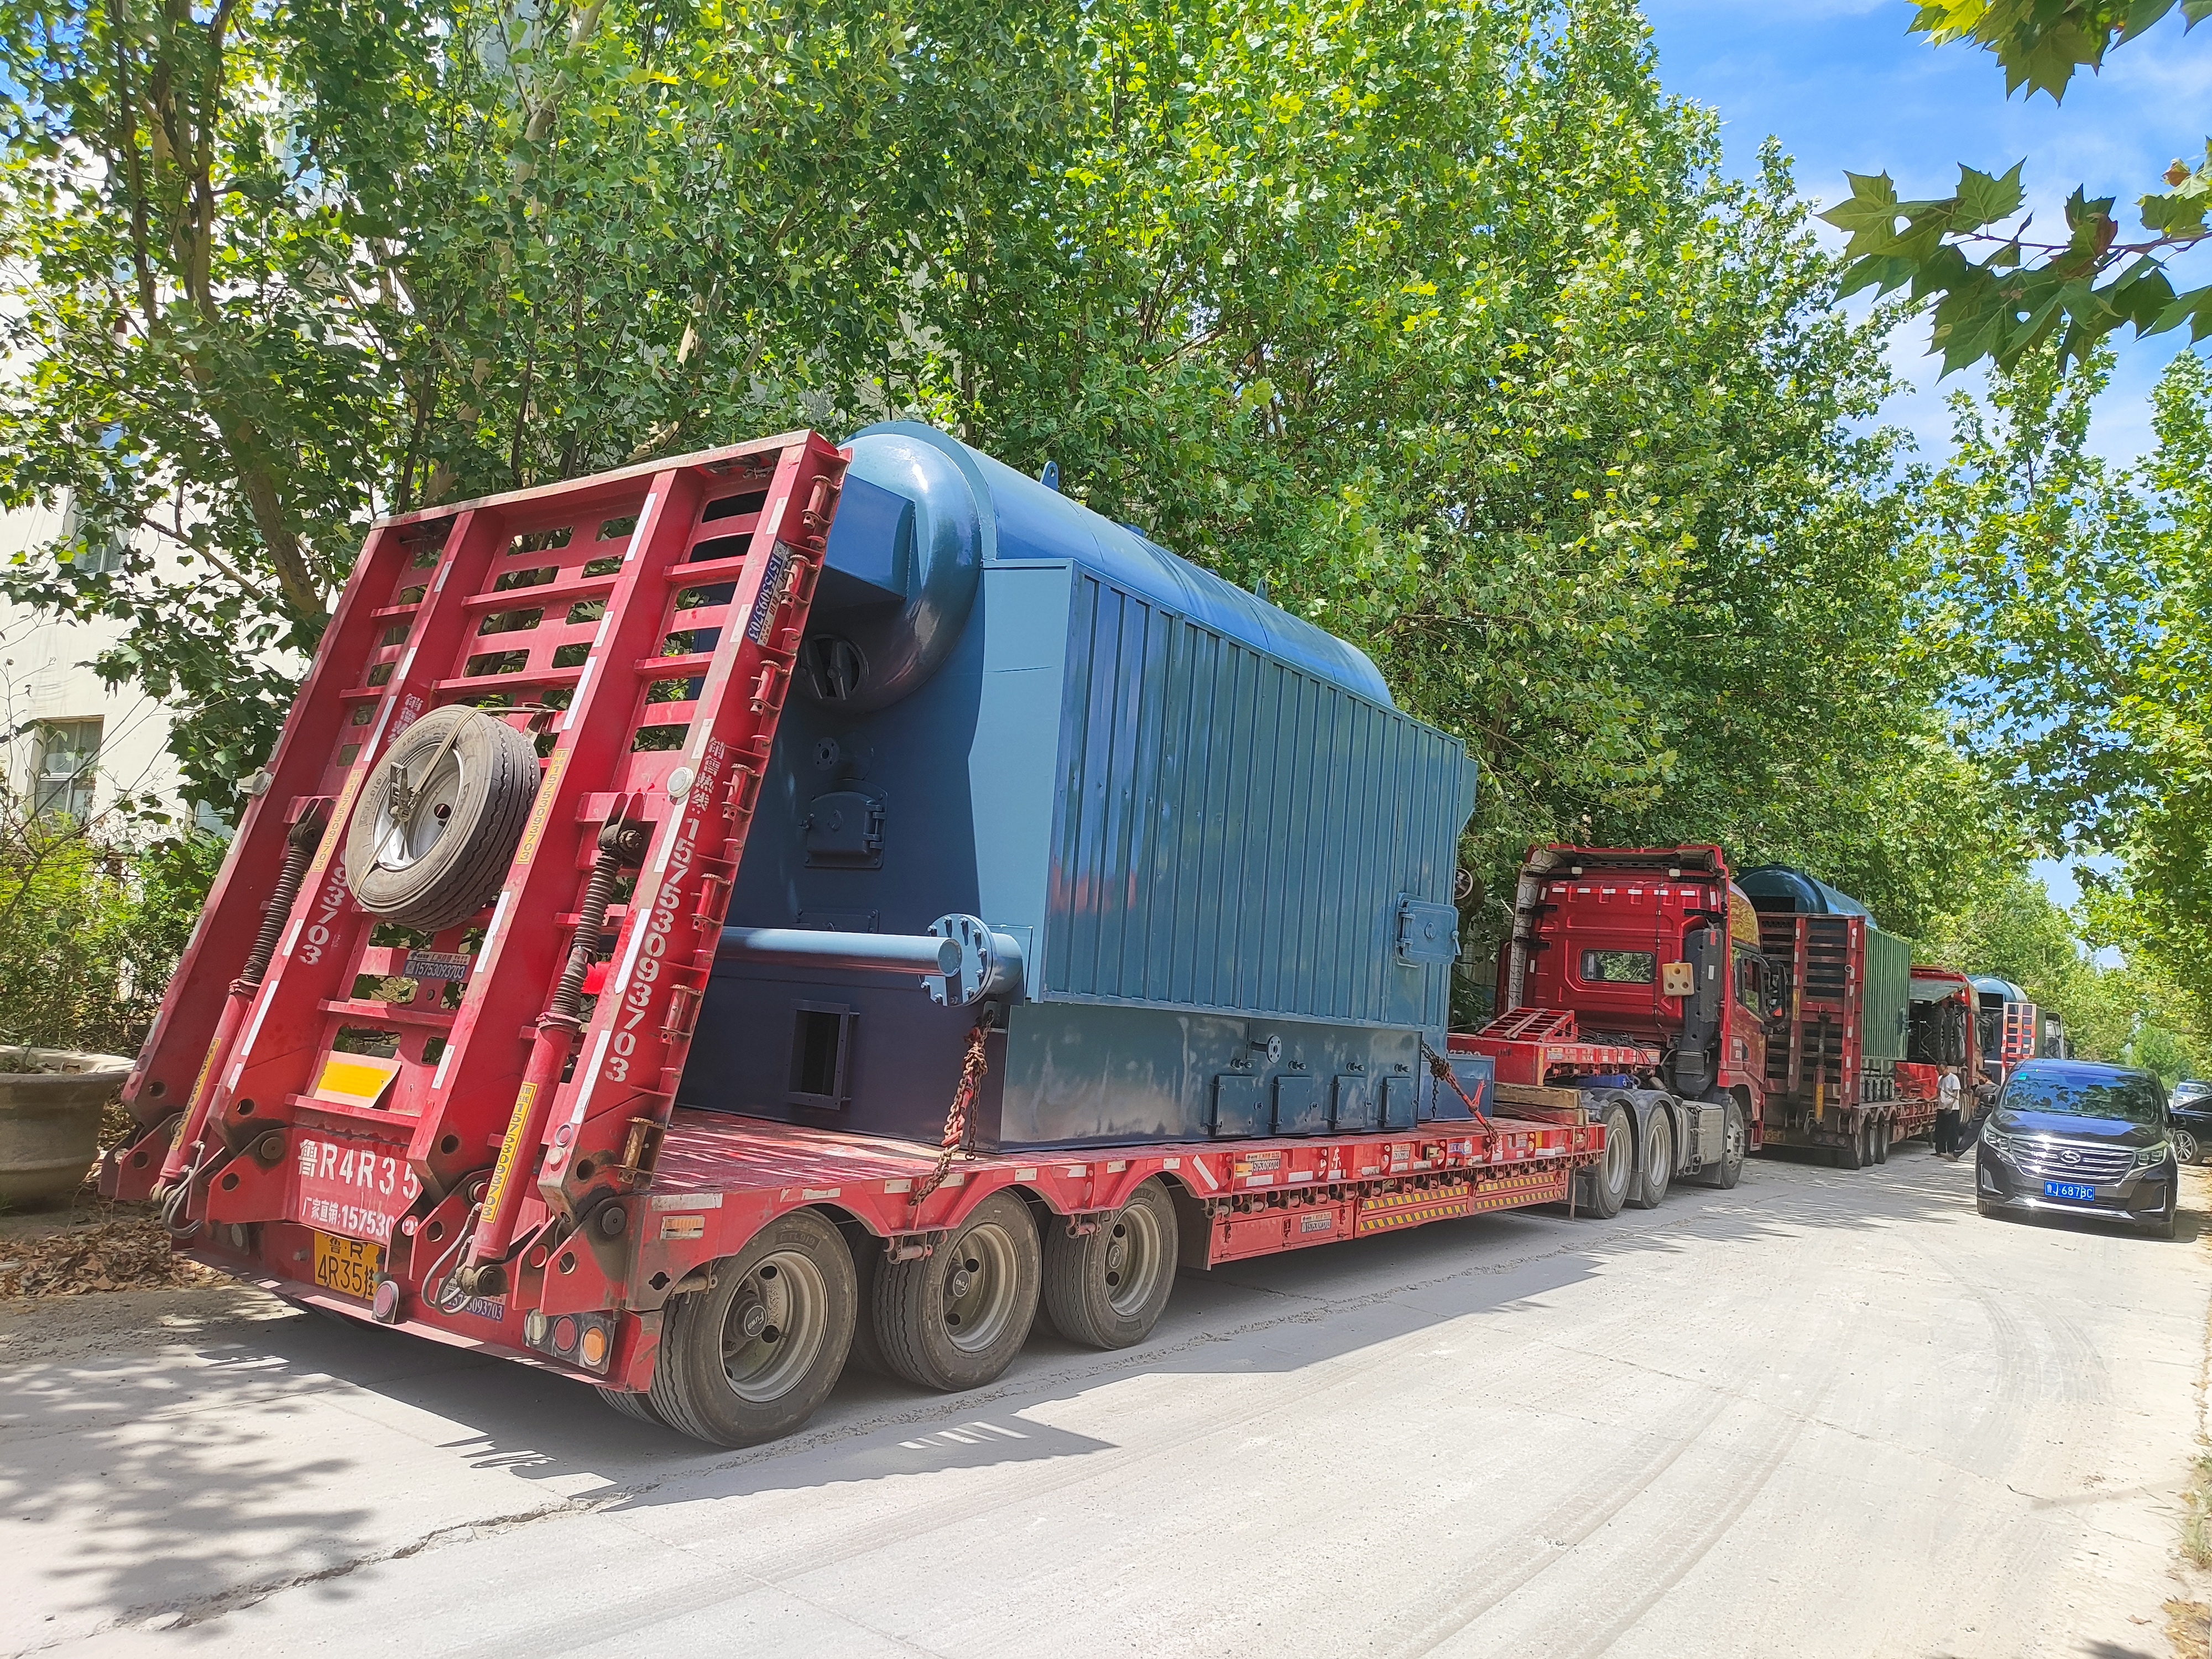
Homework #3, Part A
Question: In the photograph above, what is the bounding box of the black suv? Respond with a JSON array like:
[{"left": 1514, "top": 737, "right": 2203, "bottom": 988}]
[{"left": 1976, "top": 1059, "right": 2178, "bottom": 1239}]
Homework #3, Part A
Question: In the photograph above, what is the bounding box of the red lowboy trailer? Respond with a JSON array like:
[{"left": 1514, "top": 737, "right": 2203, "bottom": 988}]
[{"left": 105, "top": 428, "right": 1612, "bottom": 1448}]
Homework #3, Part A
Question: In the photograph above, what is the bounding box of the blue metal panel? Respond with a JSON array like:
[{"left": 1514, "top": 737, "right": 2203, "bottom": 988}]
[
  {"left": 994, "top": 1000, "right": 1423, "bottom": 1147},
  {"left": 1039, "top": 568, "right": 1473, "bottom": 1029}
]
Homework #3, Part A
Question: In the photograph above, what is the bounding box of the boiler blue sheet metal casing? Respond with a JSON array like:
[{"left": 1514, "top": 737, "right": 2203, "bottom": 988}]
[{"left": 679, "top": 422, "right": 1482, "bottom": 1148}]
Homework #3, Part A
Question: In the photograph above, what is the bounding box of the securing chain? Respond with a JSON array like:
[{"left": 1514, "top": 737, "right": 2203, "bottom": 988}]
[
  {"left": 912, "top": 1010, "right": 995, "bottom": 1212},
  {"left": 1421, "top": 1039, "right": 1499, "bottom": 1155}
]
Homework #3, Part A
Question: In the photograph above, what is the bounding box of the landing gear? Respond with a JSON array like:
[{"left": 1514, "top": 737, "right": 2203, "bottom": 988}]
[
  {"left": 874, "top": 1191, "right": 1041, "bottom": 1391},
  {"left": 649, "top": 1208, "right": 857, "bottom": 1447}
]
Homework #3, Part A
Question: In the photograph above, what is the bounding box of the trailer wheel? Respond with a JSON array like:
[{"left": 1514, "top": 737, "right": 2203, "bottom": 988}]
[
  {"left": 598, "top": 1387, "right": 670, "bottom": 1428},
  {"left": 1630, "top": 1107, "right": 1673, "bottom": 1209},
  {"left": 649, "top": 1208, "right": 856, "bottom": 1447},
  {"left": 873, "top": 1191, "right": 1040, "bottom": 1391},
  {"left": 1577, "top": 1101, "right": 1634, "bottom": 1219},
  {"left": 1041, "top": 1177, "right": 1177, "bottom": 1350},
  {"left": 342, "top": 705, "right": 541, "bottom": 931},
  {"left": 1874, "top": 1117, "right": 1891, "bottom": 1164},
  {"left": 1705, "top": 1099, "right": 1746, "bottom": 1190}
]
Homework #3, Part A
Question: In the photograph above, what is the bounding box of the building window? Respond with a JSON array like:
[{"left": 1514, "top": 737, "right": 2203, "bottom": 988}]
[{"left": 30, "top": 718, "right": 102, "bottom": 821}]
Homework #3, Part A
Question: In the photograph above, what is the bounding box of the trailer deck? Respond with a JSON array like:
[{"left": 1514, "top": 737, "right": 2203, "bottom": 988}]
[{"left": 186, "top": 1105, "right": 1601, "bottom": 1389}]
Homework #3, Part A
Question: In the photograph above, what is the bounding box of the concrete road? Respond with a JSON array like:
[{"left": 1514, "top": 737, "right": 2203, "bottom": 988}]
[{"left": 5, "top": 1151, "right": 2208, "bottom": 1659}]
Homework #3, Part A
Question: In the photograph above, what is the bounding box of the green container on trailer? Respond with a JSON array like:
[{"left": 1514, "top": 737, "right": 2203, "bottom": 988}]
[{"left": 1858, "top": 925, "right": 1911, "bottom": 1062}]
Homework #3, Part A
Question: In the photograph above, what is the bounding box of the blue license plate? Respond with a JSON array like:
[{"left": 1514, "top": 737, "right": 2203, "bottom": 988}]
[{"left": 2043, "top": 1181, "right": 2098, "bottom": 1202}]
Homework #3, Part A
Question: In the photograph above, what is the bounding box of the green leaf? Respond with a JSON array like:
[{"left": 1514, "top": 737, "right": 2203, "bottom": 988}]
[{"left": 1952, "top": 160, "right": 2025, "bottom": 231}]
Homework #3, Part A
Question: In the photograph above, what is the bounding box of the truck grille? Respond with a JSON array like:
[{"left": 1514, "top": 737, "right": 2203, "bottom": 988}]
[{"left": 2005, "top": 1139, "right": 2134, "bottom": 1184}]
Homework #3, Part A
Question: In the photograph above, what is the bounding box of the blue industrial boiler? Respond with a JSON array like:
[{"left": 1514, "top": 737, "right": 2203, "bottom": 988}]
[{"left": 682, "top": 423, "right": 1484, "bottom": 1148}]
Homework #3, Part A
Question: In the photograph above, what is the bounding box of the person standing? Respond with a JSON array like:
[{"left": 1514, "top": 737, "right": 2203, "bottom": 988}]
[{"left": 1934, "top": 1070, "right": 1963, "bottom": 1158}]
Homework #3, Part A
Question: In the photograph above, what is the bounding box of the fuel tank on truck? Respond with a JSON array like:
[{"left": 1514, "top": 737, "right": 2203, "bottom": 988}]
[{"left": 678, "top": 422, "right": 1482, "bottom": 1149}]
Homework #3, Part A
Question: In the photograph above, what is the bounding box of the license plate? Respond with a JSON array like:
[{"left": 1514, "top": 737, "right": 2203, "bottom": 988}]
[
  {"left": 2043, "top": 1180, "right": 2098, "bottom": 1203},
  {"left": 312, "top": 1231, "right": 383, "bottom": 1300}
]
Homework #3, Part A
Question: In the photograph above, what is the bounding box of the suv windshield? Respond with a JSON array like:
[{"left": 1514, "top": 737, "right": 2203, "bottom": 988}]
[{"left": 2003, "top": 1067, "right": 2166, "bottom": 1126}]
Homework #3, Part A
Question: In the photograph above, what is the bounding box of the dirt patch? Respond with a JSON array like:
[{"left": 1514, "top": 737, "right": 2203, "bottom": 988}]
[{"left": 0, "top": 1205, "right": 219, "bottom": 1299}]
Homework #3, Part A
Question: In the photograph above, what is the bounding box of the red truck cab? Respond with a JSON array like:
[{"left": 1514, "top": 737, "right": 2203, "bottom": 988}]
[
  {"left": 1496, "top": 844, "right": 1776, "bottom": 1122},
  {"left": 1454, "top": 845, "right": 1772, "bottom": 1218}
]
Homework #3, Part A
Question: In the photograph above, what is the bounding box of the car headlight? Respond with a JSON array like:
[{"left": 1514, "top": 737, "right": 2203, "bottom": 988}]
[
  {"left": 1982, "top": 1128, "right": 2015, "bottom": 1157},
  {"left": 2133, "top": 1140, "right": 2173, "bottom": 1169}
]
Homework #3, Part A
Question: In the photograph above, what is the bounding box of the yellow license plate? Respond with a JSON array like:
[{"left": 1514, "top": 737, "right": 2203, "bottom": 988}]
[{"left": 312, "top": 1232, "right": 382, "bottom": 1301}]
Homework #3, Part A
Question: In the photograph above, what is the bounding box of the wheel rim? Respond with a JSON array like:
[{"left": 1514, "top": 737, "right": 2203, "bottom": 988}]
[
  {"left": 942, "top": 1220, "right": 1022, "bottom": 1352},
  {"left": 1601, "top": 1110, "right": 1633, "bottom": 1194},
  {"left": 374, "top": 750, "right": 466, "bottom": 872},
  {"left": 718, "top": 1248, "right": 831, "bottom": 1404},
  {"left": 2178, "top": 1130, "right": 2199, "bottom": 1164},
  {"left": 1650, "top": 1118, "right": 1671, "bottom": 1191},
  {"left": 1103, "top": 1202, "right": 1168, "bottom": 1318}
]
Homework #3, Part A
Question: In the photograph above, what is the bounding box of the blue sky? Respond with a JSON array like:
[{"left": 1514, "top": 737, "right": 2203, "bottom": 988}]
[
  {"left": 1639, "top": 3, "right": 2206, "bottom": 937},
  {"left": 1642, "top": 0, "right": 2212, "bottom": 465}
]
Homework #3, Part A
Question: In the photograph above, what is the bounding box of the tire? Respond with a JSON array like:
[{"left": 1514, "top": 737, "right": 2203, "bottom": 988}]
[
  {"left": 648, "top": 1208, "right": 856, "bottom": 1447},
  {"left": 1577, "top": 1100, "right": 1634, "bottom": 1219},
  {"left": 873, "top": 1191, "right": 1040, "bottom": 1391},
  {"left": 1630, "top": 1107, "right": 1673, "bottom": 1210},
  {"left": 1838, "top": 1118, "right": 1865, "bottom": 1171},
  {"left": 2145, "top": 1208, "right": 2178, "bottom": 1241},
  {"left": 598, "top": 1387, "right": 670, "bottom": 1428},
  {"left": 1705, "top": 1099, "right": 1746, "bottom": 1190},
  {"left": 1041, "top": 1177, "right": 1178, "bottom": 1350},
  {"left": 1977, "top": 1198, "right": 1999, "bottom": 1219},
  {"left": 2174, "top": 1129, "right": 2199, "bottom": 1165},
  {"left": 1874, "top": 1118, "right": 1891, "bottom": 1165},
  {"left": 342, "top": 705, "right": 541, "bottom": 931}
]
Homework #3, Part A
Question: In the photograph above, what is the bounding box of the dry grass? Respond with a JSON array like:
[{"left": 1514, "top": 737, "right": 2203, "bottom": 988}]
[{"left": 2168, "top": 1600, "right": 2210, "bottom": 1659}]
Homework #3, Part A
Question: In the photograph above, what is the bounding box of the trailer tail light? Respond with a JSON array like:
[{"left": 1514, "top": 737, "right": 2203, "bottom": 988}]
[{"left": 524, "top": 1308, "right": 617, "bottom": 1373}]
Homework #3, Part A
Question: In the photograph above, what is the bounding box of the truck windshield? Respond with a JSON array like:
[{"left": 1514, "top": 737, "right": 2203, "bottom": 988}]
[
  {"left": 1580, "top": 950, "right": 1655, "bottom": 984},
  {"left": 2001, "top": 1068, "right": 2165, "bottom": 1126}
]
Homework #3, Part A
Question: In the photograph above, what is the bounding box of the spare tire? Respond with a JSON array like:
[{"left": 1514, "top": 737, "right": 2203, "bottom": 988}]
[{"left": 342, "top": 706, "right": 540, "bottom": 931}]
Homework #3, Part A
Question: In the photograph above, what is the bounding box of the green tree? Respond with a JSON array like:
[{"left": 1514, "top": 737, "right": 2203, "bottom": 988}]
[
  {"left": 1923, "top": 868, "right": 2206, "bottom": 1080},
  {"left": 1923, "top": 343, "right": 2212, "bottom": 1041},
  {"left": 1823, "top": 1, "right": 2212, "bottom": 374},
  {"left": 0, "top": 0, "right": 1075, "bottom": 805},
  {"left": 2, "top": 0, "right": 2001, "bottom": 992}
]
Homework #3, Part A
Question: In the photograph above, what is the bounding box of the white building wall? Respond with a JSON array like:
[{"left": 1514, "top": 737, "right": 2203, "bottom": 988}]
[{"left": 0, "top": 498, "right": 195, "bottom": 823}]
